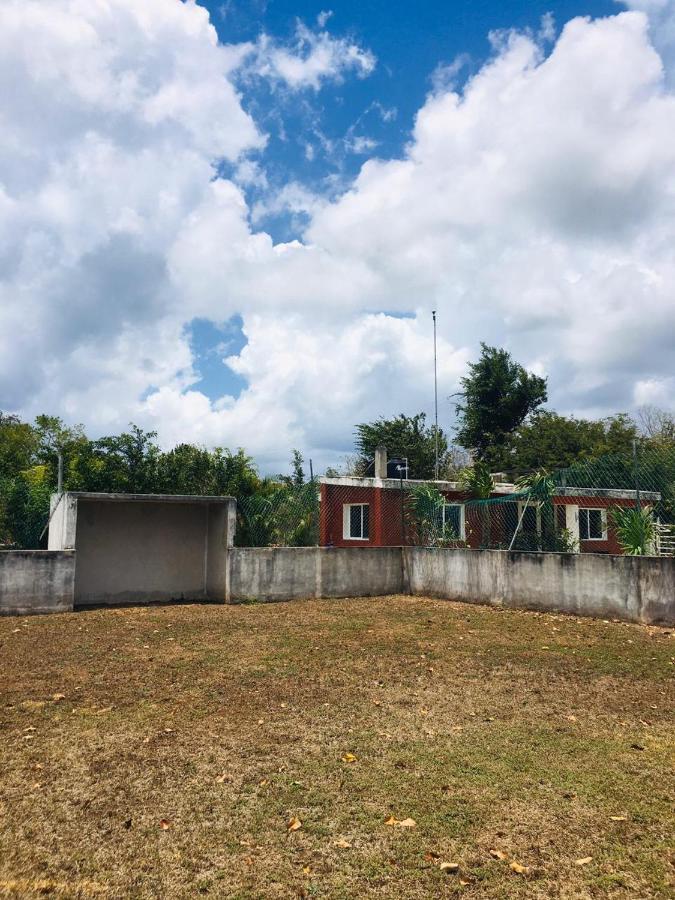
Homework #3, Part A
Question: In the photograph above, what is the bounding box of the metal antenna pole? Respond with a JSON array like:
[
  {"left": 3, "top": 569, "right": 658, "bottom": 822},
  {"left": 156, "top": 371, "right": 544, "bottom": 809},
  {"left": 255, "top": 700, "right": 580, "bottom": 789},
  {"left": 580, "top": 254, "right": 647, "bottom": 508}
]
[{"left": 432, "top": 310, "right": 439, "bottom": 480}]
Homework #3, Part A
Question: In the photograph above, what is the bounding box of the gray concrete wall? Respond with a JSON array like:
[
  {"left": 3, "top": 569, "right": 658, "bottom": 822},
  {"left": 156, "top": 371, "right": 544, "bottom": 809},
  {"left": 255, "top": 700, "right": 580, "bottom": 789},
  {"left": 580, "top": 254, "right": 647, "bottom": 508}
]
[
  {"left": 229, "top": 547, "right": 403, "bottom": 602},
  {"left": 205, "top": 502, "right": 236, "bottom": 601},
  {"left": 74, "top": 500, "right": 210, "bottom": 606},
  {"left": 0, "top": 551, "right": 75, "bottom": 616},
  {"left": 47, "top": 493, "right": 77, "bottom": 550},
  {"left": 405, "top": 548, "right": 675, "bottom": 626}
]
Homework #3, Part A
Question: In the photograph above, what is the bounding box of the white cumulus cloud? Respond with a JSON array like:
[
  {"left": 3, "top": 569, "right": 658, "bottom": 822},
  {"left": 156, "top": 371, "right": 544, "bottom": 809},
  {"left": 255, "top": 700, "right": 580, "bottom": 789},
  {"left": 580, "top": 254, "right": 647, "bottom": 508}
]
[
  {"left": 239, "top": 19, "right": 376, "bottom": 91},
  {"left": 1, "top": 0, "right": 675, "bottom": 473}
]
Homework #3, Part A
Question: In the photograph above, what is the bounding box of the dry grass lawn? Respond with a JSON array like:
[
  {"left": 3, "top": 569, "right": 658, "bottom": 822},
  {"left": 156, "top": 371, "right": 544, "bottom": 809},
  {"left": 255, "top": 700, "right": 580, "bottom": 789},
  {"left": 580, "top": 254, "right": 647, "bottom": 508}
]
[{"left": 0, "top": 595, "right": 673, "bottom": 899}]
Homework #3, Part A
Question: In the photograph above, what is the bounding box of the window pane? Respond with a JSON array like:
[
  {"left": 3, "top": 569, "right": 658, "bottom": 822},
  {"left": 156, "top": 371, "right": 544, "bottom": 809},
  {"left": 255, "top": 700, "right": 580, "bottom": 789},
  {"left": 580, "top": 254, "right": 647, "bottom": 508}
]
[
  {"left": 588, "top": 509, "right": 603, "bottom": 539},
  {"left": 580, "top": 509, "right": 589, "bottom": 540},
  {"left": 444, "top": 504, "right": 460, "bottom": 535},
  {"left": 350, "top": 505, "right": 361, "bottom": 538},
  {"left": 362, "top": 504, "right": 369, "bottom": 539}
]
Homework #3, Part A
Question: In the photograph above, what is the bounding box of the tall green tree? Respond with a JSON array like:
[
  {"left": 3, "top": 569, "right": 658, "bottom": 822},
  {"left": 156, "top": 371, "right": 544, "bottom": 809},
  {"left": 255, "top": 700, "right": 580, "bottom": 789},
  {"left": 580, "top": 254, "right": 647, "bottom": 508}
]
[
  {"left": 354, "top": 413, "right": 448, "bottom": 479},
  {"left": 0, "top": 413, "right": 38, "bottom": 479},
  {"left": 455, "top": 344, "right": 547, "bottom": 469},
  {"left": 279, "top": 450, "right": 306, "bottom": 486}
]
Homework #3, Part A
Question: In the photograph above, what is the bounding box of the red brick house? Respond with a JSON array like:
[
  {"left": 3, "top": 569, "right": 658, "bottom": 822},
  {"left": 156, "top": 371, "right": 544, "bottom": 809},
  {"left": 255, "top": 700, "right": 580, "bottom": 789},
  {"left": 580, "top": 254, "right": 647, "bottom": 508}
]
[{"left": 319, "top": 448, "right": 658, "bottom": 555}]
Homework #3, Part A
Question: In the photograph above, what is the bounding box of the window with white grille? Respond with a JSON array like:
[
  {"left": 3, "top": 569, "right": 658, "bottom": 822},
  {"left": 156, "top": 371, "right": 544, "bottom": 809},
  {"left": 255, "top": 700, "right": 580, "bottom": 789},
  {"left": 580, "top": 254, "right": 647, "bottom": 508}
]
[
  {"left": 579, "top": 507, "right": 607, "bottom": 541},
  {"left": 343, "top": 503, "right": 369, "bottom": 540}
]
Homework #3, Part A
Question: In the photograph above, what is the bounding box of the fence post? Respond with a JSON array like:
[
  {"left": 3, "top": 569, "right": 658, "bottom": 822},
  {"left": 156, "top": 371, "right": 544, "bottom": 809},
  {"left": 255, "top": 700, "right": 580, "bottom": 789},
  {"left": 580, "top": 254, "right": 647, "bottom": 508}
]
[{"left": 632, "top": 439, "right": 641, "bottom": 511}]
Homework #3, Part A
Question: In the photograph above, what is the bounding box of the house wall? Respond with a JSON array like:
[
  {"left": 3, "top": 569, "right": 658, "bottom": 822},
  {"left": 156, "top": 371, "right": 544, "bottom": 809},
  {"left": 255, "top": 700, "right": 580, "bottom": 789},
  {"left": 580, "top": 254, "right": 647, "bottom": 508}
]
[
  {"left": 554, "top": 496, "right": 635, "bottom": 555},
  {"left": 0, "top": 551, "right": 75, "bottom": 616},
  {"left": 321, "top": 484, "right": 643, "bottom": 554},
  {"left": 320, "top": 483, "right": 472, "bottom": 547}
]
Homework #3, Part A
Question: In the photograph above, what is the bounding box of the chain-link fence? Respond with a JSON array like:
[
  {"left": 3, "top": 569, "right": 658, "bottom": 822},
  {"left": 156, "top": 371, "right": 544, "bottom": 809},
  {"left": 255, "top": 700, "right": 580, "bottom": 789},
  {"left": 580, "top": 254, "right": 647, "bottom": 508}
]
[
  {"left": 234, "top": 446, "right": 675, "bottom": 555},
  {"left": 236, "top": 481, "right": 320, "bottom": 547}
]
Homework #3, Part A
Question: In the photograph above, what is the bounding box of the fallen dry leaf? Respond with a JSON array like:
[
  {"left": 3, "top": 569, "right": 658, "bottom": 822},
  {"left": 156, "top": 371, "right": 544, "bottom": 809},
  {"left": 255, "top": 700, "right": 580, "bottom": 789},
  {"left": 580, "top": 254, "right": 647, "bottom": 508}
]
[
  {"left": 287, "top": 816, "right": 302, "bottom": 832},
  {"left": 335, "top": 839, "right": 352, "bottom": 849},
  {"left": 610, "top": 816, "right": 627, "bottom": 822},
  {"left": 489, "top": 849, "right": 507, "bottom": 860},
  {"left": 509, "top": 861, "right": 529, "bottom": 874},
  {"left": 423, "top": 851, "right": 440, "bottom": 862},
  {"left": 384, "top": 816, "right": 399, "bottom": 826},
  {"left": 52, "top": 694, "right": 66, "bottom": 702},
  {"left": 215, "top": 773, "right": 228, "bottom": 783},
  {"left": 341, "top": 752, "right": 358, "bottom": 763},
  {"left": 575, "top": 856, "right": 593, "bottom": 866},
  {"left": 159, "top": 819, "right": 171, "bottom": 830},
  {"left": 302, "top": 866, "right": 311, "bottom": 875},
  {"left": 440, "top": 862, "right": 460, "bottom": 873},
  {"left": 397, "top": 818, "right": 417, "bottom": 828}
]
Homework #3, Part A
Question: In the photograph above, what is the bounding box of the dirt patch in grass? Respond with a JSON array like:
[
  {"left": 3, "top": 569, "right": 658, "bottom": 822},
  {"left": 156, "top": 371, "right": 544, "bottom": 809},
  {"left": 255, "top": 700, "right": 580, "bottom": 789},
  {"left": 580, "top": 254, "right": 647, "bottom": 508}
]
[{"left": 0, "top": 596, "right": 673, "bottom": 898}]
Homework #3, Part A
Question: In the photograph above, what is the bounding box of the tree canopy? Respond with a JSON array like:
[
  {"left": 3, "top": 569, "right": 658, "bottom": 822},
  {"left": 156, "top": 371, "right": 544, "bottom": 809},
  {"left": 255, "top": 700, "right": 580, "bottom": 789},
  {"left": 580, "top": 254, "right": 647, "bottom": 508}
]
[
  {"left": 504, "top": 411, "right": 638, "bottom": 474},
  {"left": 455, "top": 344, "right": 548, "bottom": 469},
  {"left": 0, "top": 414, "right": 265, "bottom": 549},
  {"left": 354, "top": 413, "right": 448, "bottom": 479}
]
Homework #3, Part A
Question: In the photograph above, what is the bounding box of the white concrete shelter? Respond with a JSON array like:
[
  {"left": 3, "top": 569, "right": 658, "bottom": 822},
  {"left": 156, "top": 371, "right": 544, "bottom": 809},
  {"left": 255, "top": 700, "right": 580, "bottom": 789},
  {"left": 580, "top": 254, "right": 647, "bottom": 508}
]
[{"left": 48, "top": 492, "right": 235, "bottom": 607}]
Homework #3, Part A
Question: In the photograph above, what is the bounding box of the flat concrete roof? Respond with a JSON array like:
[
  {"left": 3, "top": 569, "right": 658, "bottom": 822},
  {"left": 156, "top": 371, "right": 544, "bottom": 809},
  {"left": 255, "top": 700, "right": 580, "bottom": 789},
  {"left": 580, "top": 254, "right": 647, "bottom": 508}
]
[
  {"left": 60, "top": 492, "right": 235, "bottom": 504},
  {"left": 319, "top": 476, "right": 516, "bottom": 494},
  {"left": 319, "top": 478, "right": 660, "bottom": 502}
]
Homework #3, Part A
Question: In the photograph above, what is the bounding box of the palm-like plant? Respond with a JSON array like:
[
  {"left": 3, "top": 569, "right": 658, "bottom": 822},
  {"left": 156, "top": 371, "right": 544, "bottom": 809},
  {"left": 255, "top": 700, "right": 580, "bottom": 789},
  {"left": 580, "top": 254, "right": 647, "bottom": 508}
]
[
  {"left": 515, "top": 469, "right": 555, "bottom": 501},
  {"left": 458, "top": 462, "right": 495, "bottom": 499},
  {"left": 514, "top": 469, "right": 556, "bottom": 551},
  {"left": 406, "top": 483, "right": 462, "bottom": 547},
  {"left": 458, "top": 462, "right": 495, "bottom": 547},
  {"left": 611, "top": 506, "right": 656, "bottom": 556}
]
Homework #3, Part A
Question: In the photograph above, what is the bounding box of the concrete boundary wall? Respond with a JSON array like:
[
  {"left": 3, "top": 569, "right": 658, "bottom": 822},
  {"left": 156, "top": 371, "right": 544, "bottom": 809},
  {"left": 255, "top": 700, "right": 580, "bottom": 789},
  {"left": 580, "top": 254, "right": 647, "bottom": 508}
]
[
  {"left": 3, "top": 540, "right": 674, "bottom": 626},
  {"left": 404, "top": 548, "right": 675, "bottom": 626},
  {"left": 229, "top": 546, "right": 674, "bottom": 626},
  {"left": 0, "top": 551, "right": 75, "bottom": 616},
  {"left": 229, "top": 547, "right": 403, "bottom": 602}
]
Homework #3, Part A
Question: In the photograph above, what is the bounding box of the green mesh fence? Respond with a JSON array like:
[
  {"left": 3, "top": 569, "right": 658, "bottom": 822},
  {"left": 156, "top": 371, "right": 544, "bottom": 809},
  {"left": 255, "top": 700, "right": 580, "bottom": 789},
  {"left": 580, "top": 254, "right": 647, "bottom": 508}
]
[
  {"left": 236, "top": 481, "right": 320, "bottom": 547},
  {"left": 466, "top": 445, "right": 675, "bottom": 554}
]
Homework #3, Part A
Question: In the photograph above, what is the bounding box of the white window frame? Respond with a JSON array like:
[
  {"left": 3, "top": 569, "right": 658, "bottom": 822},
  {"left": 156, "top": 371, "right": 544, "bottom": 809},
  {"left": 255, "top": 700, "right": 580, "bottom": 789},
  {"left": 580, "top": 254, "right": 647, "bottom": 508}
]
[
  {"left": 579, "top": 507, "right": 608, "bottom": 541},
  {"left": 343, "top": 503, "right": 370, "bottom": 540},
  {"left": 442, "top": 503, "right": 465, "bottom": 540}
]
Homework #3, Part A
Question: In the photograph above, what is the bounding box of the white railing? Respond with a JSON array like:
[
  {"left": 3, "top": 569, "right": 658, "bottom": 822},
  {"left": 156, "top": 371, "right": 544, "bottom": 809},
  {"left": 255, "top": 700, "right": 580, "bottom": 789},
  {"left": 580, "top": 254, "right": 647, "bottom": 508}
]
[{"left": 655, "top": 522, "right": 675, "bottom": 557}]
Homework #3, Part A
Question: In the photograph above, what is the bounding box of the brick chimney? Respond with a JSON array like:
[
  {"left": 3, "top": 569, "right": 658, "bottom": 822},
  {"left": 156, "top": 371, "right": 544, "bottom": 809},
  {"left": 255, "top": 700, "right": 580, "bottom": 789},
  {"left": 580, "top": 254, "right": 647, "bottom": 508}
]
[{"left": 374, "top": 445, "right": 388, "bottom": 480}]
